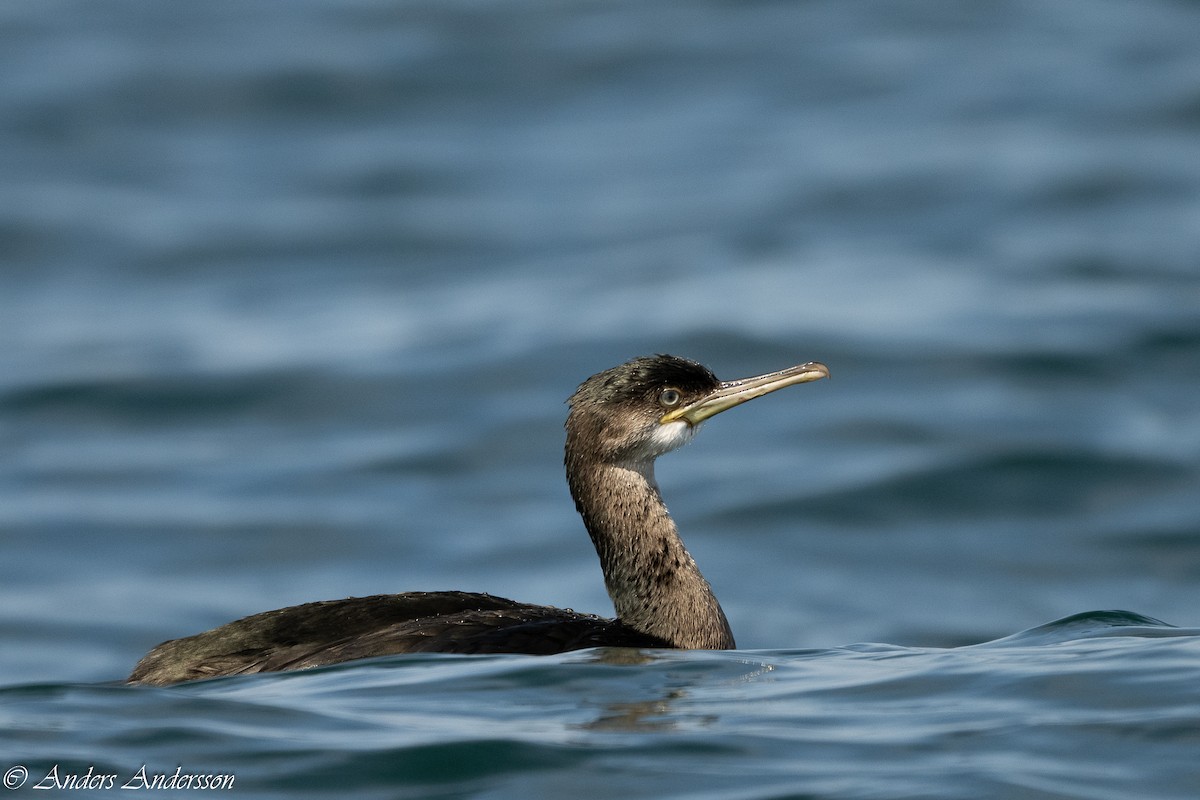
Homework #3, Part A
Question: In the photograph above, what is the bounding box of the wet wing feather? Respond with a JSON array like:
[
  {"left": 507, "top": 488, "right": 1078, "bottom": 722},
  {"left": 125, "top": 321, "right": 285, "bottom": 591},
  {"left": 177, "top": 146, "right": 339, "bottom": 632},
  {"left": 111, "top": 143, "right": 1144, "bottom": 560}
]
[{"left": 128, "top": 591, "right": 667, "bottom": 685}]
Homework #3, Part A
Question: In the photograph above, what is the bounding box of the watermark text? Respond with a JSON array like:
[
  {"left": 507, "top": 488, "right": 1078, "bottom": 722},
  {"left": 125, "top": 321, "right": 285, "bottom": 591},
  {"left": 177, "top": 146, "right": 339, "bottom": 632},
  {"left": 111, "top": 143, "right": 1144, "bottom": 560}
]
[{"left": 4, "top": 764, "right": 235, "bottom": 791}]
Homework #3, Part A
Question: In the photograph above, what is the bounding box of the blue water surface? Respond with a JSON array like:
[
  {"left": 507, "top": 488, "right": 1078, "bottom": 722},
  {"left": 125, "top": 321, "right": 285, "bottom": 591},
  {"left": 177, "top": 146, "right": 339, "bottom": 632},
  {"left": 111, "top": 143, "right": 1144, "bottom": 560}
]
[{"left": 1, "top": 1, "right": 1199, "bottom": 798}]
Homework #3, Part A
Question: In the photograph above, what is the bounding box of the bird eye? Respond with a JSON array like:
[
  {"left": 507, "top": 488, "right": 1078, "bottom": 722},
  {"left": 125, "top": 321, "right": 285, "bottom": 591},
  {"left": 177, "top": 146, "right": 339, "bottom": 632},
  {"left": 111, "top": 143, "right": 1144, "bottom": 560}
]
[{"left": 659, "top": 388, "right": 681, "bottom": 407}]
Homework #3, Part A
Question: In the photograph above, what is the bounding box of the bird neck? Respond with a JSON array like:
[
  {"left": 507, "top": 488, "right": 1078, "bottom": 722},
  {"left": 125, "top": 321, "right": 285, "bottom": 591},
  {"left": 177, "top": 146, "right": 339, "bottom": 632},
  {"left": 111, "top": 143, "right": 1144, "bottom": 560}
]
[{"left": 566, "top": 454, "right": 735, "bottom": 650}]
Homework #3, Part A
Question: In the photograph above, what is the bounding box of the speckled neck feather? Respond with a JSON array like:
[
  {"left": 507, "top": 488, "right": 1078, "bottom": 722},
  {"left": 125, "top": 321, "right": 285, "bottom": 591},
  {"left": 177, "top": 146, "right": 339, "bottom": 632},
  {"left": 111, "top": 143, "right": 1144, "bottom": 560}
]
[{"left": 565, "top": 457, "right": 735, "bottom": 649}]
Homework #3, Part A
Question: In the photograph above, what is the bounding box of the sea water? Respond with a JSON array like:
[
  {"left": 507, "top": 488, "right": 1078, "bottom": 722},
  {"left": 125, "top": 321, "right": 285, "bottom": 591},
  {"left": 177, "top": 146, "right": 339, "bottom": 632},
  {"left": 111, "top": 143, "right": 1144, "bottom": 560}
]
[{"left": 2, "top": 1, "right": 1199, "bottom": 797}]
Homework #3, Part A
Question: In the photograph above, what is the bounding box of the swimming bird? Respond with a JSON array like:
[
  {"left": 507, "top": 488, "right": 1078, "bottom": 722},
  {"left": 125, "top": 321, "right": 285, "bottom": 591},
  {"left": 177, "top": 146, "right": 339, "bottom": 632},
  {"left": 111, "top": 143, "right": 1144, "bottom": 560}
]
[{"left": 128, "top": 354, "right": 829, "bottom": 685}]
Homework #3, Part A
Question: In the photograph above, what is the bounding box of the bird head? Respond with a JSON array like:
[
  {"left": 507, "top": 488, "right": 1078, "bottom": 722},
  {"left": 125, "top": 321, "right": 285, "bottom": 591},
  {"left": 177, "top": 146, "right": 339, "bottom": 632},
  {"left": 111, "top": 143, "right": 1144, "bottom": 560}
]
[{"left": 566, "top": 354, "right": 829, "bottom": 466}]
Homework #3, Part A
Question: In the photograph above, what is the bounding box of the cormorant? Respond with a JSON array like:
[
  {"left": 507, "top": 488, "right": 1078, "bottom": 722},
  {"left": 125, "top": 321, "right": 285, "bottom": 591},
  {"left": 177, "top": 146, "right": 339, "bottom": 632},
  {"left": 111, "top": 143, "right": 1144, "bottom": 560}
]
[{"left": 128, "top": 354, "right": 829, "bottom": 685}]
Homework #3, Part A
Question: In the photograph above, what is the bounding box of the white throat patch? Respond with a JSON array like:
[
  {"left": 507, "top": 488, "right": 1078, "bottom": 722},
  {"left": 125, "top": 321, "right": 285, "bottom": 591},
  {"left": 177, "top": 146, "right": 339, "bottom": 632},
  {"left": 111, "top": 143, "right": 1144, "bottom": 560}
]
[{"left": 647, "top": 419, "right": 700, "bottom": 456}]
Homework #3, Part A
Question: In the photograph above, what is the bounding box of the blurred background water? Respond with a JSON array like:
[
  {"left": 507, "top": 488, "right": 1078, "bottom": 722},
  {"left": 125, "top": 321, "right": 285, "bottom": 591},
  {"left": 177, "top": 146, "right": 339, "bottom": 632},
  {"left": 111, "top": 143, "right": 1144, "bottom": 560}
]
[{"left": 1, "top": 1, "right": 1199, "bottom": 798}]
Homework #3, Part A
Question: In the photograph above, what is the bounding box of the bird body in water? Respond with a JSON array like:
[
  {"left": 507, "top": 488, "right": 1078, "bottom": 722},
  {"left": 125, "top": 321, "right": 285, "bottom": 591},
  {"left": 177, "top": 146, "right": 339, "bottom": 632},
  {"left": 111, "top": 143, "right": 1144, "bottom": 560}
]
[{"left": 128, "top": 355, "right": 829, "bottom": 685}]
